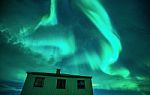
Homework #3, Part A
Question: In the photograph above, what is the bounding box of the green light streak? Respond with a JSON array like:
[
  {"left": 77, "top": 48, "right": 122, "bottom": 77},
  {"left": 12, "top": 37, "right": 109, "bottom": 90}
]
[
  {"left": 21, "top": 26, "right": 76, "bottom": 61},
  {"left": 35, "top": 0, "right": 57, "bottom": 29},
  {"left": 22, "top": 38, "right": 75, "bottom": 59},
  {"left": 75, "top": 0, "right": 129, "bottom": 77},
  {"left": 18, "top": 0, "right": 130, "bottom": 78},
  {"left": 93, "top": 78, "right": 138, "bottom": 90},
  {"left": 84, "top": 51, "right": 101, "bottom": 70}
]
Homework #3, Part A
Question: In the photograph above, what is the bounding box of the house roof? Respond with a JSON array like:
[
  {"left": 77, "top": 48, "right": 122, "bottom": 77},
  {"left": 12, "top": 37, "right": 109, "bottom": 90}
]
[{"left": 27, "top": 72, "right": 92, "bottom": 79}]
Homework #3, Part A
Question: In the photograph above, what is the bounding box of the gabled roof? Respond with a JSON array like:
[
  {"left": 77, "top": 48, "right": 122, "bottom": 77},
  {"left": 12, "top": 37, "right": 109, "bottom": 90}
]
[{"left": 27, "top": 72, "right": 92, "bottom": 79}]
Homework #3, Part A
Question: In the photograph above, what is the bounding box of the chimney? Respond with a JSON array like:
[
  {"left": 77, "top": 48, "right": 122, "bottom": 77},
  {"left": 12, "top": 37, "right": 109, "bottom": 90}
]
[{"left": 56, "top": 69, "right": 60, "bottom": 75}]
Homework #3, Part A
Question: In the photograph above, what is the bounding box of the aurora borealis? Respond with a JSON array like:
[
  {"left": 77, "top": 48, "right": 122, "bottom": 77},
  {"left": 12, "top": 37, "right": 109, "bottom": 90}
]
[{"left": 0, "top": 0, "right": 150, "bottom": 95}]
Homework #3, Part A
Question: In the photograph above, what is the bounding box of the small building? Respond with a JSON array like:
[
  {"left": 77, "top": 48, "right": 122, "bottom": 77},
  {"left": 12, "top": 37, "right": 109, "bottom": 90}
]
[{"left": 21, "top": 69, "right": 93, "bottom": 95}]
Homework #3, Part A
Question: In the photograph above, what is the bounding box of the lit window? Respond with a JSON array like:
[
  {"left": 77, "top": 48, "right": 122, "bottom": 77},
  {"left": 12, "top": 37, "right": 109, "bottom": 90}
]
[
  {"left": 77, "top": 80, "right": 85, "bottom": 89},
  {"left": 34, "top": 77, "right": 44, "bottom": 87},
  {"left": 57, "top": 79, "right": 66, "bottom": 89}
]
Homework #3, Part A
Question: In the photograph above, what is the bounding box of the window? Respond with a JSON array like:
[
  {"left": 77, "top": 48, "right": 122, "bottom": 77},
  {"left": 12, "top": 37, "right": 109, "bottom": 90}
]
[
  {"left": 34, "top": 77, "right": 44, "bottom": 87},
  {"left": 77, "top": 80, "right": 85, "bottom": 89},
  {"left": 56, "top": 79, "right": 66, "bottom": 89}
]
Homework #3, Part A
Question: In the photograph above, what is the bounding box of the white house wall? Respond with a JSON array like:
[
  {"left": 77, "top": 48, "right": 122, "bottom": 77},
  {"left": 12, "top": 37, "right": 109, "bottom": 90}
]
[{"left": 21, "top": 74, "right": 93, "bottom": 95}]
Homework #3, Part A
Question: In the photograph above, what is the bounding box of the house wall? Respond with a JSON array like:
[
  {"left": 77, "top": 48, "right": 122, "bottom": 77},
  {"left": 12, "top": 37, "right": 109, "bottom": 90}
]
[{"left": 21, "top": 74, "right": 93, "bottom": 95}]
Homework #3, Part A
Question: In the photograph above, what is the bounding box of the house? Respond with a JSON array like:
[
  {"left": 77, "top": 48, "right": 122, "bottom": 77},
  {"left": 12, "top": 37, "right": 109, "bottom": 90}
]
[{"left": 21, "top": 69, "right": 93, "bottom": 95}]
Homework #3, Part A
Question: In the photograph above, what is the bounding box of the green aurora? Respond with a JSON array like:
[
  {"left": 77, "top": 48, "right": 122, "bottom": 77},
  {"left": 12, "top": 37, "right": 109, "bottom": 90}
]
[
  {"left": 0, "top": 0, "right": 150, "bottom": 95},
  {"left": 22, "top": 0, "right": 129, "bottom": 77}
]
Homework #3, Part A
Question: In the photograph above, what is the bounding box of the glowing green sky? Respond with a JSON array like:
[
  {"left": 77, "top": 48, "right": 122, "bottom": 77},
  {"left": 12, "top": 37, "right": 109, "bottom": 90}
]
[{"left": 0, "top": 0, "right": 150, "bottom": 95}]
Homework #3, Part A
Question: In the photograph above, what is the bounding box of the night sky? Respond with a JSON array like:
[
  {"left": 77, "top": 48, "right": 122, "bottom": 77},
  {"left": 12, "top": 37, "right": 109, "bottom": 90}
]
[{"left": 0, "top": 0, "right": 150, "bottom": 95}]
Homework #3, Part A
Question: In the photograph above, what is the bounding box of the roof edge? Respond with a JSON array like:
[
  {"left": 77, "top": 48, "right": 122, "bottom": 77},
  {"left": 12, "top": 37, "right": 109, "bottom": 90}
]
[{"left": 27, "top": 72, "right": 92, "bottom": 79}]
